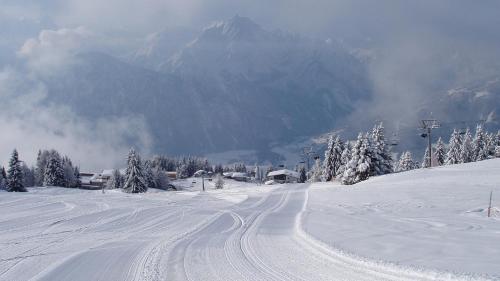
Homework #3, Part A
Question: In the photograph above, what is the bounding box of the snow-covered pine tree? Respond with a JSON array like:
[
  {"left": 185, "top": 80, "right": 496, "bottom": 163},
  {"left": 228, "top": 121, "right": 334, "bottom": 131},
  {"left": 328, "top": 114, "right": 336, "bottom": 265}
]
[
  {"left": 254, "top": 165, "right": 261, "bottom": 182},
  {"left": 0, "top": 167, "right": 6, "bottom": 190},
  {"left": 43, "top": 155, "right": 65, "bottom": 187},
  {"left": 486, "top": 132, "right": 496, "bottom": 157},
  {"left": 123, "top": 149, "right": 147, "bottom": 193},
  {"left": 214, "top": 164, "right": 224, "bottom": 175},
  {"left": 341, "top": 133, "right": 371, "bottom": 185},
  {"left": 308, "top": 158, "right": 323, "bottom": 182},
  {"left": 370, "top": 123, "right": 393, "bottom": 175},
  {"left": 214, "top": 173, "right": 225, "bottom": 189},
  {"left": 21, "top": 163, "right": 36, "bottom": 187},
  {"left": 396, "top": 151, "right": 416, "bottom": 172},
  {"left": 495, "top": 131, "right": 500, "bottom": 147},
  {"left": 434, "top": 137, "right": 446, "bottom": 166},
  {"left": 459, "top": 128, "right": 474, "bottom": 163},
  {"left": 62, "top": 156, "right": 76, "bottom": 188},
  {"left": 176, "top": 164, "right": 188, "bottom": 179},
  {"left": 446, "top": 129, "right": 462, "bottom": 165},
  {"left": 107, "top": 169, "right": 123, "bottom": 189},
  {"left": 337, "top": 142, "right": 352, "bottom": 178},
  {"left": 421, "top": 147, "right": 430, "bottom": 168},
  {"left": 7, "top": 149, "right": 26, "bottom": 192},
  {"left": 322, "top": 135, "right": 344, "bottom": 181},
  {"left": 73, "top": 166, "right": 82, "bottom": 188},
  {"left": 472, "top": 124, "right": 489, "bottom": 161},
  {"left": 496, "top": 146, "right": 500, "bottom": 158},
  {"left": 265, "top": 165, "right": 275, "bottom": 178},
  {"left": 143, "top": 160, "right": 156, "bottom": 189},
  {"left": 299, "top": 166, "right": 307, "bottom": 183},
  {"left": 153, "top": 167, "right": 169, "bottom": 190},
  {"left": 1, "top": 167, "right": 6, "bottom": 181}
]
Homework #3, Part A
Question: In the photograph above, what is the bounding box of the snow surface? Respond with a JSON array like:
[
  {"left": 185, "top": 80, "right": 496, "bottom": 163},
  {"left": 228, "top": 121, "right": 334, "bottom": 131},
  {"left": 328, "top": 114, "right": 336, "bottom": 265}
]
[
  {"left": 304, "top": 159, "right": 500, "bottom": 279},
  {"left": 0, "top": 161, "right": 499, "bottom": 280}
]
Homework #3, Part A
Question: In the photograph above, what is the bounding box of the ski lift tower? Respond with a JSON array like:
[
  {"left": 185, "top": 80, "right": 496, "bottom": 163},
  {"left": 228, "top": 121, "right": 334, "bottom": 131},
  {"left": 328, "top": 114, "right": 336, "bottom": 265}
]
[{"left": 420, "top": 119, "right": 441, "bottom": 168}]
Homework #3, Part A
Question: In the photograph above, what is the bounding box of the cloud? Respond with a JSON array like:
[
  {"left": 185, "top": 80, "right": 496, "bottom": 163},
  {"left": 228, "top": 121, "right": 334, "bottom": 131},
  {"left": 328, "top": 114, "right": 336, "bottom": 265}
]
[
  {"left": 17, "top": 26, "right": 94, "bottom": 75},
  {"left": 1, "top": 27, "right": 153, "bottom": 171}
]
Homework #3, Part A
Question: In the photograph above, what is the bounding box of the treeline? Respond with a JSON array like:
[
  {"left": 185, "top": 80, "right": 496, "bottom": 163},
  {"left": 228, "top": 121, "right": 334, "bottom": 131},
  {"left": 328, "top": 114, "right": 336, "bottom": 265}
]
[
  {"left": 150, "top": 155, "right": 251, "bottom": 178},
  {"left": 113, "top": 148, "right": 171, "bottom": 193},
  {"left": 0, "top": 149, "right": 80, "bottom": 192},
  {"left": 313, "top": 123, "right": 500, "bottom": 186}
]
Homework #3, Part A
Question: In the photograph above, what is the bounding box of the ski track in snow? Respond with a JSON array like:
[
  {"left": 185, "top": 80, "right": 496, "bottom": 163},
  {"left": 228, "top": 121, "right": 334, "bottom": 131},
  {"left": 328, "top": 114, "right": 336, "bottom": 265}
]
[{"left": 0, "top": 182, "right": 494, "bottom": 281}]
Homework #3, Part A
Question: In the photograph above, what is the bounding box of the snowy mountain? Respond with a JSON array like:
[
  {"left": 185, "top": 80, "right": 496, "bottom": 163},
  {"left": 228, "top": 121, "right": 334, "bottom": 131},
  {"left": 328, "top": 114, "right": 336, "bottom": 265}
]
[{"left": 41, "top": 16, "right": 372, "bottom": 159}]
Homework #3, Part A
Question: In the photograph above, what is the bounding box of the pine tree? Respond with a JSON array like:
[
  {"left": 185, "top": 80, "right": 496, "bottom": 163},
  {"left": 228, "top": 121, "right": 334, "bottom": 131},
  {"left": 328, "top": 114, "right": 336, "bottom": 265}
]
[
  {"left": 176, "top": 164, "right": 189, "bottom": 179},
  {"left": 337, "top": 142, "right": 352, "bottom": 178},
  {"left": 73, "top": 166, "right": 82, "bottom": 188},
  {"left": 434, "top": 137, "right": 446, "bottom": 166},
  {"left": 0, "top": 167, "right": 6, "bottom": 190},
  {"left": 421, "top": 147, "right": 430, "bottom": 168},
  {"left": 123, "top": 149, "right": 147, "bottom": 193},
  {"left": 370, "top": 123, "right": 393, "bottom": 175},
  {"left": 496, "top": 146, "right": 500, "bottom": 158},
  {"left": 153, "top": 167, "right": 170, "bottom": 190},
  {"left": 43, "top": 155, "right": 65, "bottom": 187},
  {"left": 308, "top": 158, "right": 323, "bottom": 182},
  {"left": 446, "top": 129, "right": 462, "bottom": 165},
  {"left": 459, "top": 128, "right": 474, "bottom": 163},
  {"left": 21, "top": 164, "right": 36, "bottom": 187},
  {"left": 1, "top": 167, "right": 7, "bottom": 180},
  {"left": 396, "top": 151, "right": 416, "bottom": 172},
  {"left": 7, "top": 149, "right": 26, "bottom": 192},
  {"left": 341, "top": 133, "right": 371, "bottom": 185},
  {"left": 299, "top": 166, "right": 307, "bottom": 183},
  {"left": 472, "top": 124, "right": 489, "bottom": 161},
  {"left": 143, "top": 161, "right": 156, "bottom": 189},
  {"left": 214, "top": 173, "right": 225, "bottom": 189},
  {"left": 107, "top": 169, "right": 123, "bottom": 189},
  {"left": 254, "top": 165, "right": 261, "bottom": 182},
  {"left": 322, "top": 135, "right": 344, "bottom": 181}
]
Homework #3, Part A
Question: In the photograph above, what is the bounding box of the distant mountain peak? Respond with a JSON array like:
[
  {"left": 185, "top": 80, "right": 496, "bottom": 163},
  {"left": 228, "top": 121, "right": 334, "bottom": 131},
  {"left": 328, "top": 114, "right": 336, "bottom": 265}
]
[{"left": 200, "top": 15, "right": 267, "bottom": 41}]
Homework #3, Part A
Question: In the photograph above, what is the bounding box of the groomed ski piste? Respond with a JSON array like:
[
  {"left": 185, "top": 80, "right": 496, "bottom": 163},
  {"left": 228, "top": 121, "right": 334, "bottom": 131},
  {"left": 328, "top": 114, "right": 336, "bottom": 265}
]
[{"left": 1, "top": 160, "right": 499, "bottom": 281}]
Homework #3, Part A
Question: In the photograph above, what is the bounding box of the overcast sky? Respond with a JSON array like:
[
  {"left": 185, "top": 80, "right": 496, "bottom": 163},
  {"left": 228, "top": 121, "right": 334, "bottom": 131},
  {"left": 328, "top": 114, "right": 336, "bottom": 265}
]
[{"left": 1, "top": 0, "right": 500, "bottom": 169}]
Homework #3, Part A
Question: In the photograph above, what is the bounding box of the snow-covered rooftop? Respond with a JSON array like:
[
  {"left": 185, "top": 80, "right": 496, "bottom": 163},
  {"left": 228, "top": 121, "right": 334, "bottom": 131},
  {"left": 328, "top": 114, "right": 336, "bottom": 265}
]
[{"left": 267, "top": 169, "right": 300, "bottom": 178}]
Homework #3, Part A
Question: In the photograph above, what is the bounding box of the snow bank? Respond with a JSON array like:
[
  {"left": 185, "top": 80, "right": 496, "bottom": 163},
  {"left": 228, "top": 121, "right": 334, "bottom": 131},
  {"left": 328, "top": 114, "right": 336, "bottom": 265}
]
[{"left": 303, "top": 159, "right": 500, "bottom": 277}]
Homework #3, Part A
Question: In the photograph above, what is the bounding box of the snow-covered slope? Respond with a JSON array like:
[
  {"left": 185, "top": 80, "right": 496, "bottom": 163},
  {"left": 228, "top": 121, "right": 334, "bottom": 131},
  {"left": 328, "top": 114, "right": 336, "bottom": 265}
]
[
  {"left": 304, "top": 158, "right": 500, "bottom": 278},
  {"left": 1, "top": 160, "right": 499, "bottom": 280}
]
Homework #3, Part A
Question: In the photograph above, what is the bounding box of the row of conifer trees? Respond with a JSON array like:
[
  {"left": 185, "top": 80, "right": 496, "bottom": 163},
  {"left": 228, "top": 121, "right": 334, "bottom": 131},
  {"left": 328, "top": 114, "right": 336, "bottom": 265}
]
[{"left": 313, "top": 123, "right": 500, "bottom": 185}]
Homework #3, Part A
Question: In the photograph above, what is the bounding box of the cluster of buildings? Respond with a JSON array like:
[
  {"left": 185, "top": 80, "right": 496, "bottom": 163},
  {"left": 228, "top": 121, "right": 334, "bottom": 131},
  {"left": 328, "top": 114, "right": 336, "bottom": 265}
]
[{"left": 79, "top": 168, "right": 301, "bottom": 189}]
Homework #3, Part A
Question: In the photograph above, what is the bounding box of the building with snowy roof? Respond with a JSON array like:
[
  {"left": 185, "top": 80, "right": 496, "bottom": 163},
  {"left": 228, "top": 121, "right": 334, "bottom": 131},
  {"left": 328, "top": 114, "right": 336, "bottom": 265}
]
[{"left": 267, "top": 169, "right": 300, "bottom": 184}]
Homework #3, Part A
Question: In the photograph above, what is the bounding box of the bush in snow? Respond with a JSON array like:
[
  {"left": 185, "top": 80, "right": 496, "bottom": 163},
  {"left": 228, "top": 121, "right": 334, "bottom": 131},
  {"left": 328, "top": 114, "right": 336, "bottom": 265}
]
[
  {"left": 123, "top": 148, "right": 148, "bottom": 193},
  {"left": 214, "top": 174, "right": 225, "bottom": 189},
  {"left": 7, "top": 149, "right": 26, "bottom": 192}
]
